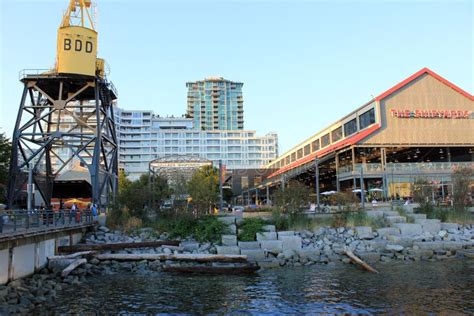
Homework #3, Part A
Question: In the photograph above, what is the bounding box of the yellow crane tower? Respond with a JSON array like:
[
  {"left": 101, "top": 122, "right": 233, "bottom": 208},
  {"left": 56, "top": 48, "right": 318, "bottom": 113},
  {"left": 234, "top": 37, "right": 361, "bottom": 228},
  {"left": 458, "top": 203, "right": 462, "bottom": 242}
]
[
  {"left": 56, "top": 0, "right": 105, "bottom": 77},
  {"left": 7, "top": 0, "right": 118, "bottom": 209}
]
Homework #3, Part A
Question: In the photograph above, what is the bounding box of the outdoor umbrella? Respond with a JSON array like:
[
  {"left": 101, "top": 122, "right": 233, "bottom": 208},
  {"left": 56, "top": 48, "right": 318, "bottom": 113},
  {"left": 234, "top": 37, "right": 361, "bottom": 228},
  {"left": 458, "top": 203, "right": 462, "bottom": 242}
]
[
  {"left": 368, "top": 188, "right": 384, "bottom": 192},
  {"left": 321, "top": 191, "right": 337, "bottom": 196}
]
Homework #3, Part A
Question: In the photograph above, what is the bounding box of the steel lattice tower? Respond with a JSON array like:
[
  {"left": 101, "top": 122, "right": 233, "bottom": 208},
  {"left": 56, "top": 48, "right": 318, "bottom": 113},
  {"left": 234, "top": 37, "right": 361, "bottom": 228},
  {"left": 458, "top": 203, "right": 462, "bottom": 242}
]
[{"left": 7, "top": 73, "right": 118, "bottom": 208}]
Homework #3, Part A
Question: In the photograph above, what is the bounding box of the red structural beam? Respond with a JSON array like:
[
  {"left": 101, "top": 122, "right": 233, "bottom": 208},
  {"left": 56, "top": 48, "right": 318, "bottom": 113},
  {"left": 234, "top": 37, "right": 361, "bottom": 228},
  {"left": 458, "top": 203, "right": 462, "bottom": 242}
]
[
  {"left": 267, "top": 124, "right": 381, "bottom": 179},
  {"left": 375, "top": 67, "right": 474, "bottom": 102}
]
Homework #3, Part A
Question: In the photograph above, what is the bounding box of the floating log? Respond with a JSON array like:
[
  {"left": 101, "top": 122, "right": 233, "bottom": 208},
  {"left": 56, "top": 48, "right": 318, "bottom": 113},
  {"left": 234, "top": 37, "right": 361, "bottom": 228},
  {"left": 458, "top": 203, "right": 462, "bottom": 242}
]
[
  {"left": 343, "top": 247, "right": 379, "bottom": 274},
  {"left": 95, "top": 253, "right": 248, "bottom": 263},
  {"left": 61, "top": 258, "right": 87, "bottom": 278},
  {"left": 48, "top": 251, "right": 97, "bottom": 260},
  {"left": 162, "top": 264, "right": 259, "bottom": 274},
  {"left": 58, "top": 240, "right": 180, "bottom": 253}
]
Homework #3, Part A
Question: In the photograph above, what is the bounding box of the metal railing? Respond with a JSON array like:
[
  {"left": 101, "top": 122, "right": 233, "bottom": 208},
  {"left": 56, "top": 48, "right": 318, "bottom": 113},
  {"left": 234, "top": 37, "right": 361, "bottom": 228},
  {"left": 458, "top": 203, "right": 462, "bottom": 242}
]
[
  {"left": 338, "top": 162, "right": 474, "bottom": 176},
  {"left": 0, "top": 209, "right": 94, "bottom": 236}
]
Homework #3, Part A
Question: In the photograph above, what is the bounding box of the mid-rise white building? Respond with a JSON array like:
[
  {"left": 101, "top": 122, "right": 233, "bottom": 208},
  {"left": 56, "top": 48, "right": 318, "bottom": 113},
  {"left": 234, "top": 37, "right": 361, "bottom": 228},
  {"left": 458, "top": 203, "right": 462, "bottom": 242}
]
[{"left": 115, "top": 108, "right": 278, "bottom": 180}]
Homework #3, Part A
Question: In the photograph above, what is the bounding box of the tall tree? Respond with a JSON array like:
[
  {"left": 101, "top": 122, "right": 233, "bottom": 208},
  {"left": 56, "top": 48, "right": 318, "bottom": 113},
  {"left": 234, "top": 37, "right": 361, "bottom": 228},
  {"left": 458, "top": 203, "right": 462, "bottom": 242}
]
[
  {"left": 0, "top": 133, "right": 12, "bottom": 204},
  {"left": 187, "top": 165, "right": 219, "bottom": 215},
  {"left": 272, "top": 180, "right": 310, "bottom": 216},
  {"left": 452, "top": 167, "right": 474, "bottom": 211}
]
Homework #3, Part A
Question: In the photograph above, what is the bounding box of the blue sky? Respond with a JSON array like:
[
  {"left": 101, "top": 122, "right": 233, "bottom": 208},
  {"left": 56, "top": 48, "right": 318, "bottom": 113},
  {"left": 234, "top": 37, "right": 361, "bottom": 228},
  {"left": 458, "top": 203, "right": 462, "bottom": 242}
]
[{"left": 1, "top": 0, "right": 472, "bottom": 154}]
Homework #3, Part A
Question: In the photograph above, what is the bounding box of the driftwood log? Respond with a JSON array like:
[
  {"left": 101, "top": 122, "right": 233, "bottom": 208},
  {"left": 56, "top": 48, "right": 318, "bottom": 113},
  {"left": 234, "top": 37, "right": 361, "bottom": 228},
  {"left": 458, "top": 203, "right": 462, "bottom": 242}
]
[
  {"left": 58, "top": 241, "right": 180, "bottom": 253},
  {"left": 162, "top": 265, "right": 259, "bottom": 274},
  {"left": 95, "top": 253, "right": 248, "bottom": 263},
  {"left": 48, "top": 251, "right": 97, "bottom": 261},
  {"left": 343, "top": 247, "right": 379, "bottom": 274},
  {"left": 61, "top": 258, "right": 87, "bottom": 278}
]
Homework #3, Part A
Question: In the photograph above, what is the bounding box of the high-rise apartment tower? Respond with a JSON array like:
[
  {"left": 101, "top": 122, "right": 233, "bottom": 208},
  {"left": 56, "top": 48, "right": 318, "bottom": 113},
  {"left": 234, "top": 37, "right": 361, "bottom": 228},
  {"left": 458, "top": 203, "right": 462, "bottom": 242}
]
[{"left": 186, "top": 77, "right": 244, "bottom": 130}]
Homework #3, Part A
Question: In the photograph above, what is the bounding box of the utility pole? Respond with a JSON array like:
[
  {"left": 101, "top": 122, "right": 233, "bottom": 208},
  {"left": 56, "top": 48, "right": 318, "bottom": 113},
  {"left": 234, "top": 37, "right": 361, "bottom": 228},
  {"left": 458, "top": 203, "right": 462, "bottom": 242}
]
[
  {"left": 360, "top": 165, "right": 365, "bottom": 210},
  {"left": 219, "top": 160, "right": 223, "bottom": 213},
  {"left": 315, "top": 157, "right": 320, "bottom": 211}
]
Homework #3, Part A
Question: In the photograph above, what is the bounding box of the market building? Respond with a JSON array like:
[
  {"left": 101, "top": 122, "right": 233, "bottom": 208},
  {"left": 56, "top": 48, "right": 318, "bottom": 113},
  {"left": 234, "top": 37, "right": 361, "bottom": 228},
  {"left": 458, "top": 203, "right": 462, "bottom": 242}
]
[{"left": 243, "top": 68, "right": 474, "bottom": 204}]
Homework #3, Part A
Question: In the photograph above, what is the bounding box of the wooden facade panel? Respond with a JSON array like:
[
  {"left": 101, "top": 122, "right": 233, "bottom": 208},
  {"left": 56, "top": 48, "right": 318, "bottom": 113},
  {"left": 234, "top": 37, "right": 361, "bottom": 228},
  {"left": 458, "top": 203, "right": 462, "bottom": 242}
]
[{"left": 363, "top": 74, "right": 474, "bottom": 145}]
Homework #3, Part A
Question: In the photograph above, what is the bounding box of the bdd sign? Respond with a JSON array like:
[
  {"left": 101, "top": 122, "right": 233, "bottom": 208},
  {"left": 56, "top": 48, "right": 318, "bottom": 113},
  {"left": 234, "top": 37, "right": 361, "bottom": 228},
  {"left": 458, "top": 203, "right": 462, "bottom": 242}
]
[{"left": 64, "top": 38, "right": 93, "bottom": 53}]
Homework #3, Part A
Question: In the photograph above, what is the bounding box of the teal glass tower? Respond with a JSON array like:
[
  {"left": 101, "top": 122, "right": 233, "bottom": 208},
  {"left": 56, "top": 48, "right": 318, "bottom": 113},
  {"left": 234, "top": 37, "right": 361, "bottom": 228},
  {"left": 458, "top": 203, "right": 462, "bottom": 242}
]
[{"left": 186, "top": 77, "right": 244, "bottom": 130}]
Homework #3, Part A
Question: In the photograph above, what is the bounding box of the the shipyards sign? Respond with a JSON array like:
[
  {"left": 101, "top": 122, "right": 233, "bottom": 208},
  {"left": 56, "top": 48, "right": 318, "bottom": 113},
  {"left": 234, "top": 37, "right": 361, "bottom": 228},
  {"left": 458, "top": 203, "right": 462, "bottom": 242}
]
[{"left": 390, "top": 109, "right": 472, "bottom": 119}]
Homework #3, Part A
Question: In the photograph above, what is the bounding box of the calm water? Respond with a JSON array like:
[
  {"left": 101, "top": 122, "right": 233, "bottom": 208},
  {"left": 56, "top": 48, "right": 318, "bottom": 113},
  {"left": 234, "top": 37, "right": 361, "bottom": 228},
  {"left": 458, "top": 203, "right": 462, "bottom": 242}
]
[{"left": 35, "top": 260, "right": 474, "bottom": 315}]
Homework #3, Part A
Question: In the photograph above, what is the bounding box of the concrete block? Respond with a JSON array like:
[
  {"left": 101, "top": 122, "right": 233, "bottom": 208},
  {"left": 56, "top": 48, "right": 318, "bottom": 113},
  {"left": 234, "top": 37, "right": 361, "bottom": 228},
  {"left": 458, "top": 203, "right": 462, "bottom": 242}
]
[
  {"left": 376, "top": 227, "right": 400, "bottom": 237},
  {"left": 383, "top": 211, "right": 400, "bottom": 217},
  {"left": 215, "top": 245, "right": 240, "bottom": 255},
  {"left": 221, "top": 235, "right": 237, "bottom": 246},
  {"left": 441, "top": 223, "right": 460, "bottom": 231},
  {"left": 394, "top": 223, "right": 422, "bottom": 236},
  {"left": 228, "top": 224, "right": 237, "bottom": 235},
  {"left": 280, "top": 236, "right": 302, "bottom": 251},
  {"left": 416, "top": 219, "right": 441, "bottom": 235},
  {"left": 259, "top": 240, "right": 283, "bottom": 253},
  {"left": 387, "top": 216, "right": 407, "bottom": 224},
  {"left": 256, "top": 232, "right": 277, "bottom": 241},
  {"left": 217, "top": 216, "right": 236, "bottom": 225},
  {"left": 366, "top": 211, "right": 384, "bottom": 218},
  {"left": 355, "top": 226, "right": 373, "bottom": 239},
  {"left": 11, "top": 244, "right": 35, "bottom": 280},
  {"left": 240, "top": 249, "right": 266, "bottom": 261},
  {"left": 262, "top": 225, "right": 276, "bottom": 232},
  {"left": 0, "top": 249, "right": 9, "bottom": 285},
  {"left": 238, "top": 241, "right": 260, "bottom": 249},
  {"left": 180, "top": 241, "right": 200, "bottom": 252},
  {"left": 277, "top": 231, "right": 295, "bottom": 238},
  {"left": 408, "top": 214, "right": 427, "bottom": 221}
]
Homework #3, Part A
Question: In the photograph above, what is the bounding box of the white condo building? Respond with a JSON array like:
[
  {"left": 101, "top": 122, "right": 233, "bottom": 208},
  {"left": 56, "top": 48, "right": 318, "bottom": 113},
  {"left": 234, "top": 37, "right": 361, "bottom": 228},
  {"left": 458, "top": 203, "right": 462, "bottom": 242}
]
[{"left": 116, "top": 108, "right": 278, "bottom": 180}]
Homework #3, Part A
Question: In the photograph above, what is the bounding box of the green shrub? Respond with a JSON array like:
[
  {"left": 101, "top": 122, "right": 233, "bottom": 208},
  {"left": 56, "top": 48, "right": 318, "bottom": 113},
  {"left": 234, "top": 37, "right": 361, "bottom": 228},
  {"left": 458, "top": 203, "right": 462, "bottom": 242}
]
[
  {"left": 271, "top": 208, "right": 289, "bottom": 231},
  {"left": 238, "top": 218, "right": 266, "bottom": 241},
  {"left": 195, "top": 216, "right": 229, "bottom": 243},
  {"left": 154, "top": 214, "right": 229, "bottom": 242}
]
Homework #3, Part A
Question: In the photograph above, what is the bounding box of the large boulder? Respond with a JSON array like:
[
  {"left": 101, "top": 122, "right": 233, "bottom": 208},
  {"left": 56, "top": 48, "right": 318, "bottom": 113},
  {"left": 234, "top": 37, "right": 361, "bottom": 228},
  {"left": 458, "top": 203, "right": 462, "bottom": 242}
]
[
  {"left": 394, "top": 223, "right": 422, "bottom": 236},
  {"left": 280, "top": 236, "right": 302, "bottom": 252},
  {"left": 259, "top": 240, "right": 283, "bottom": 253},
  {"left": 355, "top": 226, "right": 373, "bottom": 239},
  {"left": 256, "top": 232, "right": 277, "bottom": 241},
  {"left": 416, "top": 219, "right": 441, "bottom": 235}
]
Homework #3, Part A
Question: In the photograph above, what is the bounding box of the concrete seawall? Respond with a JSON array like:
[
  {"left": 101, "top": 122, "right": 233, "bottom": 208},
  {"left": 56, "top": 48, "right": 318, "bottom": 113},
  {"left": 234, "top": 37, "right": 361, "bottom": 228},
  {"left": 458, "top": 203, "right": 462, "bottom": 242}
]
[{"left": 0, "top": 225, "right": 90, "bottom": 285}]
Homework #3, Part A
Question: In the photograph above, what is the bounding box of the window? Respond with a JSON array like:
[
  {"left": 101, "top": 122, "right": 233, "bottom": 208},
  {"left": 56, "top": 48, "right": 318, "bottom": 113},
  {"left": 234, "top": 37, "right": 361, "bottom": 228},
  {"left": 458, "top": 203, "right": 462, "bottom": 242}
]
[
  {"left": 321, "top": 134, "right": 330, "bottom": 147},
  {"left": 297, "top": 149, "right": 303, "bottom": 159},
  {"left": 312, "top": 139, "right": 320, "bottom": 152},
  {"left": 344, "top": 118, "right": 357, "bottom": 136},
  {"left": 304, "top": 144, "right": 311, "bottom": 156},
  {"left": 359, "top": 108, "right": 375, "bottom": 130},
  {"left": 291, "top": 153, "right": 296, "bottom": 162},
  {"left": 285, "top": 156, "right": 290, "bottom": 165},
  {"left": 331, "top": 126, "right": 343, "bottom": 142}
]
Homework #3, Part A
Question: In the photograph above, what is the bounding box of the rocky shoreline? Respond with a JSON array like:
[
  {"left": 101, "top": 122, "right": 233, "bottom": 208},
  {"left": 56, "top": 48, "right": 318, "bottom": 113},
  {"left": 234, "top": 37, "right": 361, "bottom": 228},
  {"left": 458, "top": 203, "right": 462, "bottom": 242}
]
[{"left": 1, "top": 213, "right": 474, "bottom": 314}]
